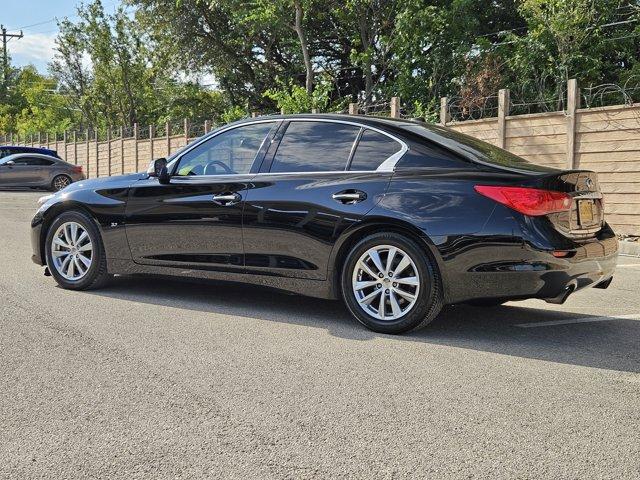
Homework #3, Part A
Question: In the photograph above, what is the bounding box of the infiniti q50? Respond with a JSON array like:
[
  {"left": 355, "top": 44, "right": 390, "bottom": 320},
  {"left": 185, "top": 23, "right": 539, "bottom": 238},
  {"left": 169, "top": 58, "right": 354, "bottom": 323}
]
[{"left": 31, "top": 115, "right": 617, "bottom": 334}]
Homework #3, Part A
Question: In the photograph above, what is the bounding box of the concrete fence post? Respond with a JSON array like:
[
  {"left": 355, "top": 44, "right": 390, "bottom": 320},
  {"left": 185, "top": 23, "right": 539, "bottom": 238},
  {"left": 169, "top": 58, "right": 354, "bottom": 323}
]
[
  {"left": 106, "top": 127, "right": 112, "bottom": 176},
  {"left": 133, "top": 123, "right": 139, "bottom": 172},
  {"left": 120, "top": 126, "right": 124, "bottom": 174},
  {"left": 251, "top": 112, "right": 258, "bottom": 118},
  {"left": 149, "top": 125, "right": 155, "bottom": 163},
  {"left": 348, "top": 103, "right": 357, "bottom": 115},
  {"left": 566, "top": 78, "right": 579, "bottom": 169},
  {"left": 37, "top": 132, "right": 41, "bottom": 147},
  {"left": 497, "top": 88, "right": 510, "bottom": 149},
  {"left": 63, "top": 130, "right": 68, "bottom": 162},
  {"left": 440, "top": 97, "right": 450, "bottom": 125},
  {"left": 94, "top": 128, "right": 99, "bottom": 178},
  {"left": 73, "top": 131, "right": 77, "bottom": 165},
  {"left": 85, "top": 129, "right": 90, "bottom": 177},
  {"left": 311, "top": 108, "right": 318, "bottom": 114},
  {"left": 166, "top": 121, "right": 171, "bottom": 156},
  {"left": 204, "top": 120, "right": 211, "bottom": 134},
  {"left": 46, "top": 132, "right": 49, "bottom": 149},
  {"left": 30, "top": 133, "right": 33, "bottom": 146},
  {"left": 183, "top": 118, "right": 189, "bottom": 146},
  {"left": 390, "top": 97, "right": 400, "bottom": 118},
  {"left": 281, "top": 107, "right": 286, "bottom": 115}
]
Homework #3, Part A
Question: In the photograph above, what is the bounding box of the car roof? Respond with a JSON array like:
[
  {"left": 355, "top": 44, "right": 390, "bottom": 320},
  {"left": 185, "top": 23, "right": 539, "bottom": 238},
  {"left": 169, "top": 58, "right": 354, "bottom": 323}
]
[
  {"left": 226, "top": 113, "right": 451, "bottom": 143},
  {"left": 1, "top": 152, "right": 62, "bottom": 162},
  {"left": 231, "top": 113, "right": 421, "bottom": 129},
  {"left": 0, "top": 144, "right": 57, "bottom": 150}
]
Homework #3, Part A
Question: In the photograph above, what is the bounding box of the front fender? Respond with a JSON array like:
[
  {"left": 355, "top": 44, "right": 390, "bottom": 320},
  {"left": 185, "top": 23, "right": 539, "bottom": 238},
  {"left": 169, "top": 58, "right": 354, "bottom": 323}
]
[{"left": 32, "top": 179, "right": 136, "bottom": 264}]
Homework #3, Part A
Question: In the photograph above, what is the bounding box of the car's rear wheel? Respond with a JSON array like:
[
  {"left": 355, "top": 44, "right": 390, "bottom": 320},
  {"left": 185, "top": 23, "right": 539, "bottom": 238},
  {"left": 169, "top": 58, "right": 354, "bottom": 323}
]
[
  {"left": 341, "top": 232, "right": 442, "bottom": 334},
  {"left": 51, "top": 174, "right": 72, "bottom": 191},
  {"left": 45, "top": 211, "right": 109, "bottom": 290}
]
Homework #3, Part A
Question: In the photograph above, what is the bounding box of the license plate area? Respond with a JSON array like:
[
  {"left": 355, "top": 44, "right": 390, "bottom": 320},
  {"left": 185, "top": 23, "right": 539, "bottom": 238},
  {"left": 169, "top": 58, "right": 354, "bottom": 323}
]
[{"left": 578, "top": 199, "right": 597, "bottom": 227}]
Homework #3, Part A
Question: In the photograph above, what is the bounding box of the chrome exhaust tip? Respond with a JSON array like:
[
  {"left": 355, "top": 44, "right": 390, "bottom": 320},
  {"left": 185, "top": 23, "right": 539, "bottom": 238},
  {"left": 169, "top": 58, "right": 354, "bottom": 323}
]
[
  {"left": 545, "top": 285, "right": 575, "bottom": 305},
  {"left": 594, "top": 277, "right": 613, "bottom": 289}
]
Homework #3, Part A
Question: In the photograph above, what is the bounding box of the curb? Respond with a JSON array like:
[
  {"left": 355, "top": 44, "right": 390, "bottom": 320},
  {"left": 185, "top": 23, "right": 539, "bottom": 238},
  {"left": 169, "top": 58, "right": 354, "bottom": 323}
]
[{"left": 619, "top": 240, "right": 640, "bottom": 257}]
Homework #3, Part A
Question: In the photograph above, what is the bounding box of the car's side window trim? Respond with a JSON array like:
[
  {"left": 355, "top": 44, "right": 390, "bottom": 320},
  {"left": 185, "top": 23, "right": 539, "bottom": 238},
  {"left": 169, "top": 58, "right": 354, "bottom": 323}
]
[
  {"left": 345, "top": 127, "right": 364, "bottom": 171},
  {"left": 167, "top": 117, "right": 408, "bottom": 178},
  {"left": 255, "top": 120, "right": 290, "bottom": 174},
  {"left": 264, "top": 120, "right": 360, "bottom": 174},
  {"left": 168, "top": 120, "right": 280, "bottom": 177}
]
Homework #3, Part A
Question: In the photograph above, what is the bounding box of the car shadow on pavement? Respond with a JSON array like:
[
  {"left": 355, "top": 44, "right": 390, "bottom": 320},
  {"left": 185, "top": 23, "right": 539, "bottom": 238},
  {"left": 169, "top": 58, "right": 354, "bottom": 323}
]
[{"left": 86, "top": 275, "right": 640, "bottom": 374}]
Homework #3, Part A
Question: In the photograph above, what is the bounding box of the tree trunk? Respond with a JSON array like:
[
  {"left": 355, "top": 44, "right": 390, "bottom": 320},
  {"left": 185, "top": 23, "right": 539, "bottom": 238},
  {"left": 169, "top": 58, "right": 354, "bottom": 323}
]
[
  {"left": 293, "top": 1, "right": 313, "bottom": 94},
  {"left": 358, "top": 10, "right": 373, "bottom": 107}
]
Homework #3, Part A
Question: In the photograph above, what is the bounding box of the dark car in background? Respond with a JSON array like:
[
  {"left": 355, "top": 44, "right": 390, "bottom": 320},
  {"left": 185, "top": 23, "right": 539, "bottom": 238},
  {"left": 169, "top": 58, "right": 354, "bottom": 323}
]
[
  {"left": 30, "top": 115, "right": 618, "bottom": 334},
  {"left": 0, "top": 153, "right": 84, "bottom": 191},
  {"left": 0, "top": 145, "right": 61, "bottom": 159}
]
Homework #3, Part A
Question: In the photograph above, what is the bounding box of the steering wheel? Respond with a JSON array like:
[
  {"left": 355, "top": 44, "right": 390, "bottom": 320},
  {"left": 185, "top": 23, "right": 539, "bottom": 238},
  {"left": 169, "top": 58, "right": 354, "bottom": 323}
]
[{"left": 204, "top": 160, "right": 236, "bottom": 175}]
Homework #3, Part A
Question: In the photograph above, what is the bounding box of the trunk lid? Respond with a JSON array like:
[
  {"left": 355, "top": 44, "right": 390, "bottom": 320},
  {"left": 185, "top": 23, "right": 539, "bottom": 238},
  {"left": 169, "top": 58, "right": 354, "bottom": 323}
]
[{"left": 533, "top": 170, "right": 604, "bottom": 238}]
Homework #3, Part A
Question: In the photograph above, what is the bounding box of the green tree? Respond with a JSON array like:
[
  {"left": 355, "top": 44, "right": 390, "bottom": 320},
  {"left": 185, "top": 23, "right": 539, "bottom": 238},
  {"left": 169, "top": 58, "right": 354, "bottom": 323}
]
[{"left": 0, "top": 66, "right": 74, "bottom": 135}]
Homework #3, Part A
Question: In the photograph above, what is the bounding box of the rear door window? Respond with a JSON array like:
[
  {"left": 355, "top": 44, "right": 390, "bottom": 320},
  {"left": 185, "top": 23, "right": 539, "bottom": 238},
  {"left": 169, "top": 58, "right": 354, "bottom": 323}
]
[
  {"left": 269, "top": 121, "right": 360, "bottom": 173},
  {"left": 349, "top": 129, "right": 402, "bottom": 171},
  {"left": 13, "top": 157, "right": 53, "bottom": 166}
]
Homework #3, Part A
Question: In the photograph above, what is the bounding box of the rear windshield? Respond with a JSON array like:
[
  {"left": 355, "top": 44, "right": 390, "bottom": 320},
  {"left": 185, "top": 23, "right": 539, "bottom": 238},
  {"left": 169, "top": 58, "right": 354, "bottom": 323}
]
[{"left": 401, "top": 123, "right": 554, "bottom": 173}]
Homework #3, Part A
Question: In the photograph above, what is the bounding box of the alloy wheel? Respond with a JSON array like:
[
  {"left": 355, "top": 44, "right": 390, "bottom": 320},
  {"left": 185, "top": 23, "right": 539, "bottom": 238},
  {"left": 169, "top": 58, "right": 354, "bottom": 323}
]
[
  {"left": 351, "top": 244, "right": 421, "bottom": 321},
  {"left": 50, "top": 221, "right": 93, "bottom": 281},
  {"left": 53, "top": 176, "right": 71, "bottom": 191}
]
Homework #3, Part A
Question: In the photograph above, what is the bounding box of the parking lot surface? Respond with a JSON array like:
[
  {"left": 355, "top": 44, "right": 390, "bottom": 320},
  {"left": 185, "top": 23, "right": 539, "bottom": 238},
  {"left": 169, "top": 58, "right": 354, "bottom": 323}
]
[{"left": 1, "top": 190, "right": 639, "bottom": 479}]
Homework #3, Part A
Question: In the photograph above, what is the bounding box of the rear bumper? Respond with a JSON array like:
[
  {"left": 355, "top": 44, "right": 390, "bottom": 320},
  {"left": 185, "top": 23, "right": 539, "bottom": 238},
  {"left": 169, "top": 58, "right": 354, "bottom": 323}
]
[{"left": 442, "top": 226, "right": 618, "bottom": 304}]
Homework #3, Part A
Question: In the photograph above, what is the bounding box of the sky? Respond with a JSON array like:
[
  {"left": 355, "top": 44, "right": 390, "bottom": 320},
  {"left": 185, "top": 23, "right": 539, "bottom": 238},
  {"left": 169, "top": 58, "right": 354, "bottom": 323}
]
[{"left": 2, "top": 0, "right": 120, "bottom": 73}]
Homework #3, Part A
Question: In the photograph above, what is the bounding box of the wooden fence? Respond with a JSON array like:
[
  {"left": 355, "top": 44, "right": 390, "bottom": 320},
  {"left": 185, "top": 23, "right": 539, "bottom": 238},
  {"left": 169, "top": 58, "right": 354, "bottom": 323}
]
[
  {"left": 2, "top": 81, "right": 639, "bottom": 235},
  {"left": 444, "top": 80, "right": 640, "bottom": 236}
]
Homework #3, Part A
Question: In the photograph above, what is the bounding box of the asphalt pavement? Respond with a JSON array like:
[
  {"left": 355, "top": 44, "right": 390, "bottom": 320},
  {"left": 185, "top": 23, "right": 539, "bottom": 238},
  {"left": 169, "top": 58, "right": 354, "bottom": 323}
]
[{"left": 1, "top": 190, "right": 639, "bottom": 479}]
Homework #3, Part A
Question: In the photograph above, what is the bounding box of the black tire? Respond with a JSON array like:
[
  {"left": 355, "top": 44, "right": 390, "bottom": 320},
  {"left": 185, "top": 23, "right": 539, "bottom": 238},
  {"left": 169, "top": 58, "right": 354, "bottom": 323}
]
[
  {"left": 466, "top": 299, "right": 507, "bottom": 307},
  {"left": 44, "top": 210, "right": 110, "bottom": 290},
  {"left": 51, "top": 174, "right": 72, "bottom": 191},
  {"left": 341, "top": 232, "right": 443, "bottom": 334}
]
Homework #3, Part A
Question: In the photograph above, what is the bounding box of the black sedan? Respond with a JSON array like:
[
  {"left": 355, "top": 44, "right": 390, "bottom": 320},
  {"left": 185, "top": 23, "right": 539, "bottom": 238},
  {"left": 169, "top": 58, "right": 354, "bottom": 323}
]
[{"left": 30, "top": 115, "right": 618, "bottom": 334}]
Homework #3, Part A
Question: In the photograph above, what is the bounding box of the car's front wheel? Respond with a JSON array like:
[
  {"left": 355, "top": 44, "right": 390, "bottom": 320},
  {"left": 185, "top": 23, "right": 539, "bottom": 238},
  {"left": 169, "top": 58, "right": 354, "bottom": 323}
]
[
  {"left": 45, "top": 210, "right": 109, "bottom": 290},
  {"left": 341, "top": 232, "right": 443, "bottom": 334}
]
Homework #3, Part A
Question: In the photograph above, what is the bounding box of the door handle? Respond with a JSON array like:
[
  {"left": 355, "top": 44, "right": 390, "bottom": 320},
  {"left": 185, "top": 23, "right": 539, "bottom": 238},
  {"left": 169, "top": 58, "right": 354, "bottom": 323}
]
[
  {"left": 212, "top": 193, "right": 241, "bottom": 204},
  {"left": 332, "top": 190, "right": 367, "bottom": 204}
]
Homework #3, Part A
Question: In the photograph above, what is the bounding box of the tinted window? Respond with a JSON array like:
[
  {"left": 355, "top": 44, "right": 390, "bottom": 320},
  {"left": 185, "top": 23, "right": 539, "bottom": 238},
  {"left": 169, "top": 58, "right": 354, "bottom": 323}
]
[
  {"left": 270, "top": 121, "right": 360, "bottom": 173},
  {"left": 350, "top": 129, "right": 402, "bottom": 170},
  {"left": 402, "top": 123, "right": 552, "bottom": 172},
  {"left": 175, "top": 122, "right": 274, "bottom": 176},
  {"left": 31, "top": 158, "right": 55, "bottom": 166},
  {"left": 12, "top": 157, "right": 54, "bottom": 166}
]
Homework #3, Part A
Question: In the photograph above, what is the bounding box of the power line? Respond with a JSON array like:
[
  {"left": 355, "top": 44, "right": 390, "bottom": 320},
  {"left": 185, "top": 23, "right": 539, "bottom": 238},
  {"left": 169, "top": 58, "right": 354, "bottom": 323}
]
[{"left": 15, "top": 19, "right": 56, "bottom": 30}]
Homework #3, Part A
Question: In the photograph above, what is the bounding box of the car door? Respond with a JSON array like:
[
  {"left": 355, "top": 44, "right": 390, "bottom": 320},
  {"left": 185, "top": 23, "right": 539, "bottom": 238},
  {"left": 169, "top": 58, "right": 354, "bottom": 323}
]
[
  {"left": 242, "top": 120, "right": 404, "bottom": 280},
  {"left": 30, "top": 156, "right": 57, "bottom": 186},
  {"left": 0, "top": 157, "right": 17, "bottom": 185},
  {"left": 0, "top": 156, "right": 41, "bottom": 186},
  {"left": 125, "top": 121, "right": 277, "bottom": 271}
]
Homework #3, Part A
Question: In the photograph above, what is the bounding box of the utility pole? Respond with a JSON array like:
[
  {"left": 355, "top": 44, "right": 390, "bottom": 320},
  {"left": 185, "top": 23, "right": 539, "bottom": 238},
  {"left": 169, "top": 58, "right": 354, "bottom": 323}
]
[{"left": 1, "top": 25, "right": 23, "bottom": 98}]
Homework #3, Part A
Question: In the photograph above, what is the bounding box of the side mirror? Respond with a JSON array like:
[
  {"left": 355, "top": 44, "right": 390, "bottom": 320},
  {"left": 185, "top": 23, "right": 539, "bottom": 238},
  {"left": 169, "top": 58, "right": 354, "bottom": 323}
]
[{"left": 147, "top": 158, "right": 169, "bottom": 184}]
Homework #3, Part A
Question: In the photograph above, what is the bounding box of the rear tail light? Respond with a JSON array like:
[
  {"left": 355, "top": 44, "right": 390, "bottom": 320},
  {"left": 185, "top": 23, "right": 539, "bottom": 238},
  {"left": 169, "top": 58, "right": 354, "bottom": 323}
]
[
  {"left": 71, "top": 165, "right": 83, "bottom": 174},
  {"left": 474, "top": 185, "right": 571, "bottom": 216}
]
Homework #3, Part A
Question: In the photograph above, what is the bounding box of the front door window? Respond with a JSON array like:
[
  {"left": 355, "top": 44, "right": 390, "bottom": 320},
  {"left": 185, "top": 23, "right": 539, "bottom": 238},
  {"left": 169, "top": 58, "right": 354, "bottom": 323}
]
[{"left": 174, "top": 122, "right": 275, "bottom": 176}]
